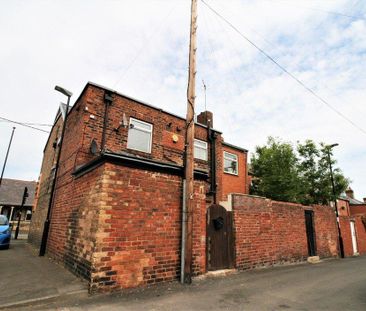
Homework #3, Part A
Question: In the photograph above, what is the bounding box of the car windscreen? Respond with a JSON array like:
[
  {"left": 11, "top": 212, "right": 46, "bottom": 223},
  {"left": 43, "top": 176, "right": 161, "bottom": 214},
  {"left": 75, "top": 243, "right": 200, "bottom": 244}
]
[{"left": 0, "top": 216, "right": 8, "bottom": 225}]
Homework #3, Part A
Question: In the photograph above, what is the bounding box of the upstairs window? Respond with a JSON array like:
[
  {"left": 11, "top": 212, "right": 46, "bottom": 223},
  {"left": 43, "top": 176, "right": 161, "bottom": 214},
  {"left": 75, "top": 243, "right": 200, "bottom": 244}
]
[
  {"left": 224, "top": 151, "right": 238, "bottom": 175},
  {"left": 194, "top": 139, "right": 208, "bottom": 161},
  {"left": 127, "top": 118, "right": 153, "bottom": 153}
]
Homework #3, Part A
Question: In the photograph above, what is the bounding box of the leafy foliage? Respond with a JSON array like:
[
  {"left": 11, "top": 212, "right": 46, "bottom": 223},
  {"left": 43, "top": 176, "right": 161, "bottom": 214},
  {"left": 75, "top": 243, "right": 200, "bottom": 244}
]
[{"left": 250, "top": 137, "right": 349, "bottom": 205}]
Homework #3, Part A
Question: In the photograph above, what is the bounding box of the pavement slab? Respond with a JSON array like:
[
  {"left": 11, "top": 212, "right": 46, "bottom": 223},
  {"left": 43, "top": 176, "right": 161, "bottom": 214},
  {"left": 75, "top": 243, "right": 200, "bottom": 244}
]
[
  {"left": 0, "top": 240, "right": 87, "bottom": 309},
  {"left": 1, "top": 241, "right": 366, "bottom": 310}
]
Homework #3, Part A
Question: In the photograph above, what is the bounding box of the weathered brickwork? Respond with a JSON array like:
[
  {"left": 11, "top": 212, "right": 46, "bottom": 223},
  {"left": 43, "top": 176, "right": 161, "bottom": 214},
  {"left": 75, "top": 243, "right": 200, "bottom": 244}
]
[
  {"left": 337, "top": 198, "right": 366, "bottom": 257},
  {"left": 354, "top": 216, "right": 366, "bottom": 254},
  {"left": 88, "top": 163, "right": 207, "bottom": 291},
  {"left": 221, "top": 144, "right": 247, "bottom": 200},
  {"left": 312, "top": 205, "right": 339, "bottom": 257},
  {"left": 29, "top": 82, "right": 248, "bottom": 292},
  {"left": 232, "top": 195, "right": 339, "bottom": 270},
  {"left": 350, "top": 205, "right": 366, "bottom": 215},
  {"left": 339, "top": 216, "right": 366, "bottom": 257},
  {"left": 28, "top": 116, "right": 63, "bottom": 248},
  {"left": 339, "top": 217, "right": 353, "bottom": 257}
]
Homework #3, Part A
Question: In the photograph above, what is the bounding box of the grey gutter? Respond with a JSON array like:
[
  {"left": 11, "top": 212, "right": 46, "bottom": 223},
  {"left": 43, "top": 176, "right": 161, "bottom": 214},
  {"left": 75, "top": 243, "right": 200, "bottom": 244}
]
[
  {"left": 222, "top": 141, "right": 248, "bottom": 153},
  {"left": 73, "top": 151, "right": 209, "bottom": 180}
]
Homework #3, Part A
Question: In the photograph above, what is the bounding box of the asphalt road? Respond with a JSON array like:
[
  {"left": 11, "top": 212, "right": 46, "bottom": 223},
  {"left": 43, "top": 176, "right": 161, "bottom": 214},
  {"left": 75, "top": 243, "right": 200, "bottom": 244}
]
[{"left": 14, "top": 254, "right": 366, "bottom": 311}]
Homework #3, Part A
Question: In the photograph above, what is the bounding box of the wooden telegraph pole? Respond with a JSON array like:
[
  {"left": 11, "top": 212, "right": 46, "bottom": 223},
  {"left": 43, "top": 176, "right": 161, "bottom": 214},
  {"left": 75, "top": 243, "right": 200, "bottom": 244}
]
[{"left": 183, "top": 0, "right": 198, "bottom": 284}]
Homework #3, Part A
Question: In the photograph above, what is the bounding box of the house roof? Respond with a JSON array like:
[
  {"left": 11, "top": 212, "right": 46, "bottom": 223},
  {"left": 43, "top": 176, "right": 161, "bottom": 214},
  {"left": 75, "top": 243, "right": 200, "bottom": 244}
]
[
  {"left": 339, "top": 194, "right": 364, "bottom": 205},
  {"left": 0, "top": 178, "right": 36, "bottom": 206}
]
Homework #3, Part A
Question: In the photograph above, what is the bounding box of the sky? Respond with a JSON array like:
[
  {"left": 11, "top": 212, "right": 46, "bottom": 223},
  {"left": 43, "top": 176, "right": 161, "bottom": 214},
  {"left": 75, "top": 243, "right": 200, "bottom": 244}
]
[{"left": 0, "top": 0, "right": 365, "bottom": 199}]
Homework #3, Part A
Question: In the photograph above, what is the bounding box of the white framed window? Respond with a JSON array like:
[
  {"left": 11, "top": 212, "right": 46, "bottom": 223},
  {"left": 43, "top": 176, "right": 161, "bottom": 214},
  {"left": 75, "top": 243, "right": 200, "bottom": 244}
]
[
  {"left": 127, "top": 118, "right": 153, "bottom": 153},
  {"left": 224, "top": 151, "right": 238, "bottom": 175},
  {"left": 194, "top": 139, "right": 208, "bottom": 161}
]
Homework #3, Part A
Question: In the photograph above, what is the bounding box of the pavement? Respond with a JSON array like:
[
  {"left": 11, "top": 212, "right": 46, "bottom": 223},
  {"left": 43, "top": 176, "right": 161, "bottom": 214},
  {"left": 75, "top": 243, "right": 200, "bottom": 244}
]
[
  {"left": 1, "top": 241, "right": 366, "bottom": 310},
  {"left": 0, "top": 240, "right": 87, "bottom": 310}
]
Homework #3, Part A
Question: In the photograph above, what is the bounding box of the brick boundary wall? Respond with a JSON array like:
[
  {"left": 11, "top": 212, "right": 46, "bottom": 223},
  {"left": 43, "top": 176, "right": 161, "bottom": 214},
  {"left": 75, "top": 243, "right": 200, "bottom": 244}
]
[
  {"left": 354, "top": 215, "right": 366, "bottom": 255},
  {"left": 232, "top": 195, "right": 339, "bottom": 270},
  {"left": 339, "top": 215, "right": 366, "bottom": 256}
]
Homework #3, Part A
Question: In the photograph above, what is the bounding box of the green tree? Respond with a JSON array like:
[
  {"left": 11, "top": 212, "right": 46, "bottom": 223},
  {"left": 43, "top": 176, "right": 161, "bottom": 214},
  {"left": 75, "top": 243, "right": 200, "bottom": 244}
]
[
  {"left": 250, "top": 137, "right": 301, "bottom": 202},
  {"left": 250, "top": 138, "right": 349, "bottom": 205}
]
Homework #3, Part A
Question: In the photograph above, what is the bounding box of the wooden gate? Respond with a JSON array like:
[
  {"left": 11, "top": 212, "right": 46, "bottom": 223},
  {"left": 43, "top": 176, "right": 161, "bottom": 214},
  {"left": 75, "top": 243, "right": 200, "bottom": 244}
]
[{"left": 207, "top": 204, "right": 234, "bottom": 270}]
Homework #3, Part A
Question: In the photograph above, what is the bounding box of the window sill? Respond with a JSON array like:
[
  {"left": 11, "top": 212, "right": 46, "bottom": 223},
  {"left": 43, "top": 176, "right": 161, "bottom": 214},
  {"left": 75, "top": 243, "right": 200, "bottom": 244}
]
[{"left": 224, "top": 171, "right": 239, "bottom": 176}]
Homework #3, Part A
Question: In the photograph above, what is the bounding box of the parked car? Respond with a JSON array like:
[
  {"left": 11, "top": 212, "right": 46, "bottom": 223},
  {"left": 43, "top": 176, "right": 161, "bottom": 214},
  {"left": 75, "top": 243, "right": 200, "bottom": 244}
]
[{"left": 0, "top": 215, "right": 11, "bottom": 249}]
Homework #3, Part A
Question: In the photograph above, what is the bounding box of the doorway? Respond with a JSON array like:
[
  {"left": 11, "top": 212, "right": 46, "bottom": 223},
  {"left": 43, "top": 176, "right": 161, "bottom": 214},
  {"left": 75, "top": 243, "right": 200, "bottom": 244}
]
[
  {"left": 305, "top": 210, "right": 316, "bottom": 256},
  {"left": 207, "top": 204, "right": 234, "bottom": 270},
  {"left": 350, "top": 221, "right": 358, "bottom": 255}
]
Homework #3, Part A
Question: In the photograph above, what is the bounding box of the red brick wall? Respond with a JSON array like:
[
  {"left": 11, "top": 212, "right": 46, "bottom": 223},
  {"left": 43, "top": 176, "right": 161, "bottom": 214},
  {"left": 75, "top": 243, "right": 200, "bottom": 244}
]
[
  {"left": 48, "top": 164, "right": 105, "bottom": 280},
  {"left": 37, "top": 82, "right": 249, "bottom": 291},
  {"left": 355, "top": 216, "right": 366, "bottom": 255},
  {"left": 339, "top": 215, "right": 366, "bottom": 256},
  {"left": 337, "top": 199, "right": 351, "bottom": 217},
  {"left": 89, "top": 163, "right": 207, "bottom": 291},
  {"left": 232, "top": 195, "right": 339, "bottom": 270},
  {"left": 350, "top": 205, "right": 366, "bottom": 215},
  {"left": 312, "top": 205, "right": 339, "bottom": 257},
  {"left": 339, "top": 217, "right": 353, "bottom": 257},
  {"left": 28, "top": 116, "right": 63, "bottom": 248},
  {"left": 221, "top": 145, "right": 247, "bottom": 201},
  {"left": 68, "top": 84, "right": 247, "bottom": 203},
  {"left": 75, "top": 85, "right": 214, "bottom": 172}
]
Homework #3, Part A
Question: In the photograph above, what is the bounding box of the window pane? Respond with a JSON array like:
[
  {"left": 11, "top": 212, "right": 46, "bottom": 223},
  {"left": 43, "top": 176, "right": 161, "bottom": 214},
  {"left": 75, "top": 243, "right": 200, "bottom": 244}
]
[
  {"left": 224, "top": 152, "right": 238, "bottom": 174},
  {"left": 194, "top": 139, "right": 207, "bottom": 161},
  {"left": 131, "top": 119, "right": 152, "bottom": 132},
  {"left": 194, "top": 139, "right": 206, "bottom": 148},
  {"left": 127, "top": 127, "right": 151, "bottom": 153},
  {"left": 225, "top": 153, "right": 237, "bottom": 161}
]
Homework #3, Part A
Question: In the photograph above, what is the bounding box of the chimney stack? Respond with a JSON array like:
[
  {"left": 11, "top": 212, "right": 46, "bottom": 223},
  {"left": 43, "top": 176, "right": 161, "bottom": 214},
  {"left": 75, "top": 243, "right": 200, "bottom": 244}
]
[
  {"left": 197, "top": 111, "right": 213, "bottom": 127},
  {"left": 345, "top": 187, "right": 354, "bottom": 199}
]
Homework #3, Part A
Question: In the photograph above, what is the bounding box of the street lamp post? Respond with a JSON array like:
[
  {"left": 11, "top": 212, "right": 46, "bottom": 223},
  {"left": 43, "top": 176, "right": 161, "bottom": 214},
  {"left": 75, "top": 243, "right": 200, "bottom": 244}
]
[
  {"left": 326, "top": 143, "right": 344, "bottom": 258},
  {"left": 39, "top": 85, "right": 72, "bottom": 256},
  {"left": 0, "top": 127, "right": 16, "bottom": 187}
]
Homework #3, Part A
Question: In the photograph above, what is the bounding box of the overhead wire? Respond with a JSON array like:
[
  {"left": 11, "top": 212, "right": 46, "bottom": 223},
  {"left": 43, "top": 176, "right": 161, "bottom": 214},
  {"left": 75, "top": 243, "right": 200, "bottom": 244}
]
[
  {"left": 200, "top": 0, "right": 366, "bottom": 137},
  {"left": 0, "top": 120, "right": 52, "bottom": 127},
  {"left": 210, "top": 0, "right": 366, "bottom": 116},
  {"left": 112, "top": 2, "right": 179, "bottom": 89},
  {"left": 0, "top": 116, "right": 50, "bottom": 133}
]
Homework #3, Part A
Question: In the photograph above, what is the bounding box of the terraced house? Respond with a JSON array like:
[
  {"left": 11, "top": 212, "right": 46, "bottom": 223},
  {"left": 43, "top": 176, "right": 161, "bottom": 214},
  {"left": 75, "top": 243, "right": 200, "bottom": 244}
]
[{"left": 29, "top": 82, "right": 249, "bottom": 291}]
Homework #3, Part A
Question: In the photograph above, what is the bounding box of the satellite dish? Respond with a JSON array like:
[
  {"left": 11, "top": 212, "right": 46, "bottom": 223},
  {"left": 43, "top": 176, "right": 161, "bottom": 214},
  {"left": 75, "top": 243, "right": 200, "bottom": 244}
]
[
  {"left": 90, "top": 139, "right": 99, "bottom": 155},
  {"left": 122, "top": 113, "right": 128, "bottom": 128}
]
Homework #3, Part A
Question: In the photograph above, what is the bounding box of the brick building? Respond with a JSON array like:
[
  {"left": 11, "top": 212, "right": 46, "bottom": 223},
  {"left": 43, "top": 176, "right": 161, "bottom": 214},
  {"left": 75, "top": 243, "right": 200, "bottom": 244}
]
[
  {"left": 28, "top": 82, "right": 249, "bottom": 291},
  {"left": 29, "top": 81, "right": 364, "bottom": 293},
  {"left": 28, "top": 104, "right": 68, "bottom": 247},
  {"left": 337, "top": 188, "right": 366, "bottom": 257}
]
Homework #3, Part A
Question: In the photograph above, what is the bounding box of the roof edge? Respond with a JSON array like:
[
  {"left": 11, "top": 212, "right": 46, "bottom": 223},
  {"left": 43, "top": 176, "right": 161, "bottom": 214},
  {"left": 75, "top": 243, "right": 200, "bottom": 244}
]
[{"left": 222, "top": 141, "right": 248, "bottom": 153}]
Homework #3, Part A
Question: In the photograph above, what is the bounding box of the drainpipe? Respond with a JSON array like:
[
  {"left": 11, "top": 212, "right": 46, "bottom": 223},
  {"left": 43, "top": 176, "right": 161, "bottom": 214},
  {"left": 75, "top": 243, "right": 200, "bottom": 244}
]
[
  {"left": 208, "top": 123, "right": 217, "bottom": 203},
  {"left": 180, "top": 180, "right": 187, "bottom": 284},
  {"left": 101, "top": 92, "right": 113, "bottom": 152}
]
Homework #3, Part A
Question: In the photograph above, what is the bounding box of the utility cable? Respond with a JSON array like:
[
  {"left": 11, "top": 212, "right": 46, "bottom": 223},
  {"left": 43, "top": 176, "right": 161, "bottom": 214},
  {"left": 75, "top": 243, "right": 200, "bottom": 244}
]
[
  {"left": 210, "top": 0, "right": 366, "bottom": 116},
  {"left": 112, "top": 3, "right": 178, "bottom": 89},
  {"left": 201, "top": 0, "right": 366, "bottom": 136},
  {"left": 0, "top": 120, "right": 52, "bottom": 127},
  {"left": 0, "top": 116, "right": 50, "bottom": 133}
]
